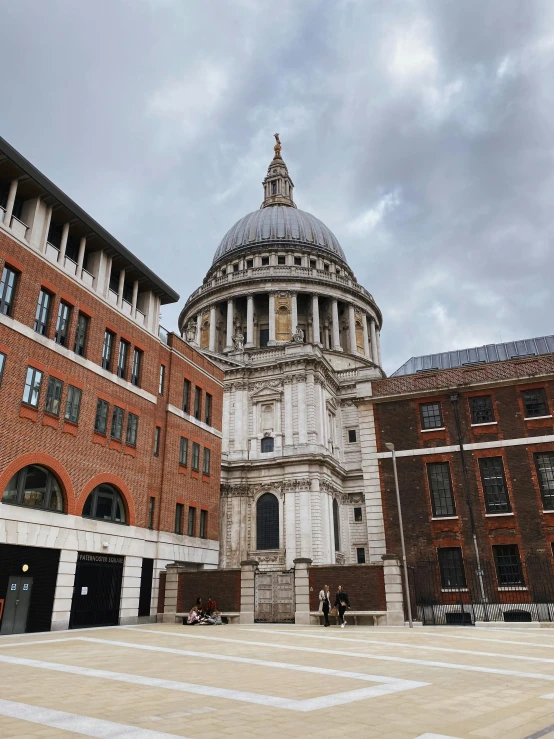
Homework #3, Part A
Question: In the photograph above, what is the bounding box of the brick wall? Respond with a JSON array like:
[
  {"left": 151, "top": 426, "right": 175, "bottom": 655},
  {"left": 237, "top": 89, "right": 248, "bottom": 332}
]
[
  {"left": 176, "top": 569, "right": 241, "bottom": 613},
  {"left": 308, "top": 564, "right": 386, "bottom": 611}
]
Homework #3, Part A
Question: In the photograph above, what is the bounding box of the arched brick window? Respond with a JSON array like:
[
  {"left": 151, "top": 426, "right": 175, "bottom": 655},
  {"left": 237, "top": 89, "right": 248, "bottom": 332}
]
[
  {"left": 2, "top": 465, "right": 64, "bottom": 512},
  {"left": 256, "top": 493, "right": 279, "bottom": 550},
  {"left": 82, "top": 483, "right": 127, "bottom": 524},
  {"left": 333, "top": 498, "right": 340, "bottom": 552}
]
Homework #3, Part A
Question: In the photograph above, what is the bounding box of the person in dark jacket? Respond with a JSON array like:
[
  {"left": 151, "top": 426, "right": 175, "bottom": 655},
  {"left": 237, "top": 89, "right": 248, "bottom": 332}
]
[{"left": 334, "top": 585, "right": 350, "bottom": 628}]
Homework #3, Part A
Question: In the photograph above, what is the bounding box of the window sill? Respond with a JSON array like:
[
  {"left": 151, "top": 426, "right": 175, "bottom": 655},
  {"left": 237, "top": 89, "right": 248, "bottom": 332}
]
[
  {"left": 485, "top": 512, "right": 513, "bottom": 517},
  {"left": 524, "top": 415, "right": 552, "bottom": 421},
  {"left": 82, "top": 515, "right": 129, "bottom": 526},
  {"left": 471, "top": 421, "right": 497, "bottom": 427},
  {"left": 498, "top": 586, "right": 527, "bottom": 591},
  {"left": 432, "top": 516, "right": 458, "bottom": 520},
  {"left": 441, "top": 588, "right": 468, "bottom": 592},
  {"left": 421, "top": 427, "right": 445, "bottom": 433},
  {"left": 1, "top": 500, "right": 67, "bottom": 515}
]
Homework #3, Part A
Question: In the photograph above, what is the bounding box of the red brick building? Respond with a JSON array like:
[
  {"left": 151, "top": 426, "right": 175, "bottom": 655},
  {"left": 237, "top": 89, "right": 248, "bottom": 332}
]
[
  {"left": 356, "top": 339, "right": 554, "bottom": 623},
  {"left": 0, "top": 136, "right": 223, "bottom": 634}
]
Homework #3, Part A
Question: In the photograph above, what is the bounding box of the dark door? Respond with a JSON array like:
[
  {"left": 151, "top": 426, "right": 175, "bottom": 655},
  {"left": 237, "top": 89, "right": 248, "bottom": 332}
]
[
  {"left": 1, "top": 576, "right": 33, "bottom": 635},
  {"left": 69, "top": 554, "right": 124, "bottom": 629},
  {"left": 260, "top": 328, "right": 269, "bottom": 347}
]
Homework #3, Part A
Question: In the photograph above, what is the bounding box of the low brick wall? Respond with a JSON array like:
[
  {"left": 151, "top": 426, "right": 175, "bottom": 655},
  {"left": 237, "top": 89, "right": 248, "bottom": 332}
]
[
  {"left": 308, "top": 564, "right": 386, "bottom": 611},
  {"left": 157, "top": 572, "right": 166, "bottom": 613},
  {"left": 176, "top": 569, "right": 241, "bottom": 613}
]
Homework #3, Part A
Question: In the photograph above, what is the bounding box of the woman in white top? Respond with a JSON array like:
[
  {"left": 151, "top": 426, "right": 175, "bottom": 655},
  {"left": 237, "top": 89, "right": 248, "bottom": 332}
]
[{"left": 318, "top": 584, "right": 332, "bottom": 627}]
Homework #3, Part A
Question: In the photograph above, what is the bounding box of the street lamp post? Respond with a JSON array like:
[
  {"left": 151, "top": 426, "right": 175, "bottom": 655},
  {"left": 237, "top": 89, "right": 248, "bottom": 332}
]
[{"left": 385, "top": 442, "right": 413, "bottom": 628}]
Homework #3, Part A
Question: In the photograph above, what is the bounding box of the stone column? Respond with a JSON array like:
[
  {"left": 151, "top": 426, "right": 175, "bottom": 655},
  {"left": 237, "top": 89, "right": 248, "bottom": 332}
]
[
  {"left": 3, "top": 179, "right": 18, "bottom": 226},
  {"left": 312, "top": 294, "right": 321, "bottom": 344},
  {"left": 268, "top": 292, "right": 276, "bottom": 344},
  {"left": 284, "top": 377, "right": 293, "bottom": 447},
  {"left": 240, "top": 559, "right": 258, "bottom": 624},
  {"left": 195, "top": 312, "right": 201, "bottom": 345},
  {"left": 370, "top": 317, "right": 379, "bottom": 364},
  {"left": 226, "top": 298, "right": 234, "bottom": 349},
  {"left": 209, "top": 305, "right": 216, "bottom": 351},
  {"left": 293, "top": 558, "right": 312, "bottom": 625},
  {"left": 377, "top": 328, "right": 382, "bottom": 366},
  {"left": 362, "top": 313, "right": 371, "bottom": 359},
  {"left": 59, "top": 222, "right": 70, "bottom": 264},
  {"left": 297, "top": 376, "right": 308, "bottom": 444},
  {"left": 382, "top": 555, "right": 405, "bottom": 626},
  {"left": 331, "top": 299, "right": 341, "bottom": 351},
  {"left": 291, "top": 292, "right": 298, "bottom": 337},
  {"left": 246, "top": 294, "right": 254, "bottom": 347},
  {"left": 50, "top": 549, "right": 77, "bottom": 631},
  {"left": 131, "top": 280, "right": 139, "bottom": 317},
  {"left": 117, "top": 268, "right": 125, "bottom": 307},
  {"left": 120, "top": 555, "right": 143, "bottom": 625},
  {"left": 77, "top": 237, "right": 87, "bottom": 276},
  {"left": 348, "top": 303, "right": 357, "bottom": 354},
  {"left": 163, "top": 564, "right": 180, "bottom": 623}
]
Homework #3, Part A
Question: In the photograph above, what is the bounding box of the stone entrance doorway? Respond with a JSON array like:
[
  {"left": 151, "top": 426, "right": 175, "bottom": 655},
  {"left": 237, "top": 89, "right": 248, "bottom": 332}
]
[{"left": 255, "top": 570, "right": 295, "bottom": 622}]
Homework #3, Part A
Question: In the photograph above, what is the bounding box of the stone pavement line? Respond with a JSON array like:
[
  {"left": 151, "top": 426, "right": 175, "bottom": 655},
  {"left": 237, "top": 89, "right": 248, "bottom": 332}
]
[
  {"left": 523, "top": 724, "right": 554, "bottom": 739},
  {"left": 415, "top": 734, "right": 463, "bottom": 739},
  {"left": 261, "top": 628, "right": 554, "bottom": 665},
  {"left": 0, "top": 697, "right": 190, "bottom": 739},
  {"left": 127, "top": 627, "right": 554, "bottom": 683},
  {"left": 0, "top": 651, "right": 425, "bottom": 712}
]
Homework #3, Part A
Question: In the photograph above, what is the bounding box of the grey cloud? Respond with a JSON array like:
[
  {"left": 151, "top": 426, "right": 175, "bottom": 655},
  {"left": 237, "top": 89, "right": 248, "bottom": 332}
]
[{"left": 1, "top": 0, "right": 553, "bottom": 373}]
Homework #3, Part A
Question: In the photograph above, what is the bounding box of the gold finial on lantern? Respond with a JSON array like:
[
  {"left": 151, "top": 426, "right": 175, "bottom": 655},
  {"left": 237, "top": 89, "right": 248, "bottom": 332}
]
[{"left": 273, "top": 133, "right": 282, "bottom": 159}]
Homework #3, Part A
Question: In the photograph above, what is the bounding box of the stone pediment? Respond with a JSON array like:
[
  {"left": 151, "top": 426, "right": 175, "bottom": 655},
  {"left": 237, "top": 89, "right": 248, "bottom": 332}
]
[{"left": 250, "top": 384, "right": 283, "bottom": 401}]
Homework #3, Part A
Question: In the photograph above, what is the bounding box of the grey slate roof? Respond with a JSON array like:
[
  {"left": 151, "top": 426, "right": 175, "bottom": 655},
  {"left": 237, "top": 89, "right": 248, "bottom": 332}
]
[
  {"left": 212, "top": 205, "right": 347, "bottom": 265},
  {"left": 391, "top": 335, "right": 554, "bottom": 377}
]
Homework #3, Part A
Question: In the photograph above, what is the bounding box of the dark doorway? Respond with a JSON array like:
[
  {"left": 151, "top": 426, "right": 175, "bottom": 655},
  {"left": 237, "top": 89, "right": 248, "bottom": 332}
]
[
  {"left": 69, "top": 552, "right": 124, "bottom": 629},
  {"left": 138, "top": 558, "right": 154, "bottom": 617},
  {"left": 0, "top": 576, "right": 33, "bottom": 635},
  {"left": 260, "top": 328, "right": 269, "bottom": 347},
  {"left": 0, "top": 543, "right": 60, "bottom": 633}
]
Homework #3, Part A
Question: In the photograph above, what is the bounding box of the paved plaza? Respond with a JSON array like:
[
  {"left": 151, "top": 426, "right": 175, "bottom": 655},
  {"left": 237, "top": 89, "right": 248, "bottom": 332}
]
[{"left": 3, "top": 624, "right": 554, "bottom": 737}]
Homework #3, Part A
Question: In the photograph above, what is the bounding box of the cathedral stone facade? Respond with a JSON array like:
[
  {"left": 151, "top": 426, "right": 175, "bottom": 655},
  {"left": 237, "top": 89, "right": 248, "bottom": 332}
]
[{"left": 179, "top": 136, "right": 385, "bottom": 570}]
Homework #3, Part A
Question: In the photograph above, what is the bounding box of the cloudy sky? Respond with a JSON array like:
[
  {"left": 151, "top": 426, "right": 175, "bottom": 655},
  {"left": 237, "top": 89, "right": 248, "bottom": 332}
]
[{"left": 1, "top": 0, "right": 553, "bottom": 373}]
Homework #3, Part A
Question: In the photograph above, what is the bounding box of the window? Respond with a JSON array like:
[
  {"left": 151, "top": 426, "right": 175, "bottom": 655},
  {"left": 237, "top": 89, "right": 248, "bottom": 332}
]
[
  {"left": 356, "top": 548, "right": 366, "bottom": 564},
  {"left": 203, "top": 447, "right": 211, "bottom": 474},
  {"left": 348, "top": 429, "right": 357, "bottom": 443},
  {"left": 158, "top": 364, "right": 165, "bottom": 395},
  {"left": 44, "top": 377, "right": 63, "bottom": 416},
  {"left": 261, "top": 256, "right": 269, "bottom": 266},
  {"left": 182, "top": 379, "right": 191, "bottom": 413},
  {"left": 479, "top": 457, "right": 510, "bottom": 513},
  {"left": 188, "top": 506, "right": 196, "bottom": 536},
  {"left": 153, "top": 426, "right": 161, "bottom": 456},
  {"left": 2, "top": 465, "right": 63, "bottom": 512},
  {"left": 0, "top": 265, "right": 18, "bottom": 316},
  {"left": 470, "top": 395, "right": 494, "bottom": 424},
  {"left": 126, "top": 413, "right": 138, "bottom": 446},
  {"left": 277, "top": 255, "right": 286, "bottom": 265},
  {"left": 191, "top": 442, "right": 200, "bottom": 470},
  {"left": 94, "top": 398, "right": 109, "bottom": 434},
  {"left": 438, "top": 548, "right": 467, "bottom": 589},
  {"left": 179, "top": 436, "right": 188, "bottom": 465},
  {"left": 233, "top": 262, "right": 239, "bottom": 272},
  {"left": 147, "top": 496, "right": 155, "bottom": 529},
  {"left": 64, "top": 385, "right": 82, "bottom": 424},
  {"left": 324, "top": 263, "right": 330, "bottom": 272},
  {"left": 333, "top": 499, "right": 340, "bottom": 552},
  {"left": 22, "top": 366, "right": 43, "bottom": 407},
  {"left": 256, "top": 493, "right": 279, "bottom": 550},
  {"left": 101, "top": 330, "right": 114, "bottom": 371},
  {"left": 34, "top": 289, "right": 52, "bottom": 335},
  {"left": 205, "top": 393, "right": 212, "bottom": 426},
  {"left": 354, "top": 507, "right": 363, "bottom": 522},
  {"left": 522, "top": 388, "right": 548, "bottom": 418},
  {"left": 310, "top": 259, "right": 317, "bottom": 269},
  {"left": 54, "top": 301, "right": 71, "bottom": 346},
  {"left": 246, "top": 259, "right": 253, "bottom": 269},
  {"left": 200, "top": 509, "right": 207, "bottom": 539},
  {"left": 427, "top": 462, "right": 456, "bottom": 517},
  {"left": 271, "top": 181, "right": 277, "bottom": 195},
  {"left": 83, "top": 483, "right": 126, "bottom": 524},
  {"left": 535, "top": 453, "right": 554, "bottom": 510},
  {"left": 261, "top": 437, "right": 274, "bottom": 453},
  {"left": 117, "top": 339, "right": 129, "bottom": 379},
  {"left": 131, "top": 348, "right": 142, "bottom": 386},
  {"left": 294, "top": 256, "right": 302, "bottom": 266},
  {"left": 493, "top": 544, "right": 524, "bottom": 586},
  {"left": 259, "top": 328, "right": 269, "bottom": 347},
  {"left": 175, "top": 503, "right": 184, "bottom": 534},
  {"left": 194, "top": 386, "right": 201, "bottom": 420},
  {"left": 111, "top": 406, "right": 124, "bottom": 440},
  {"left": 0, "top": 352, "right": 5, "bottom": 386},
  {"left": 73, "top": 312, "right": 89, "bottom": 357},
  {"left": 420, "top": 402, "right": 443, "bottom": 429}
]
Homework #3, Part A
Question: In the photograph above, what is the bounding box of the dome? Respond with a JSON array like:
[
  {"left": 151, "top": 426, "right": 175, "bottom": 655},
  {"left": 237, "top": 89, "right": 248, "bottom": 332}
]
[{"left": 212, "top": 205, "right": 347, "bottom": 266}]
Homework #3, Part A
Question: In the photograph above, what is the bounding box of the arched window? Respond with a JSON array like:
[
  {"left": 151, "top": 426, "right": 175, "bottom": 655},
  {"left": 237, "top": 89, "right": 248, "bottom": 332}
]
[
  {"left": 256, "top": 493, "right": 279, "bottom": 550},
  {"left": 2, "top": 465, "right": 64, "bottom": 512},
  {"left": 82, "top": 483, "right": 126, "bottom": 524},
  {"left": 333, "top": 498, "right": 340, "bottom": 552},
  {"left": 261, "top": 437, "right": 274, "bottom": 453}
]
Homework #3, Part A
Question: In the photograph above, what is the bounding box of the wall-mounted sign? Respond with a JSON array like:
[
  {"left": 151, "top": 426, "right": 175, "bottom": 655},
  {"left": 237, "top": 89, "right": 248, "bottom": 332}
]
[
  {"left": 10, "top": 584, "right": 16, "bottom": 591},
  {"left": 81, "top": 587, "right": 88, "bottom": 595},
  {"left": 78, "top": 553, "right": 124, "bottom": 565},
  {"left": 23, "top": 584, "right": 29, "bottom": 591}
]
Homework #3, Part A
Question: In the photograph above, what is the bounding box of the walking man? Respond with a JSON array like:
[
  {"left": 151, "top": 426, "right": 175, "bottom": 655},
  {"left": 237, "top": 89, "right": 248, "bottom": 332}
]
[
  {"left": 319, "top": 584, "right": 331, "bottom": 627},
  {"left": 334, "top": 585, "right": 350, "bottom": 628}
]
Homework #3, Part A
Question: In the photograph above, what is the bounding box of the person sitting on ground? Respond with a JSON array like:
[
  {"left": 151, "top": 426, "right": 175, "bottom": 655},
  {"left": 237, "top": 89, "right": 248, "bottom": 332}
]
[{"left": 187, "top": 603, "right": 200, "bottom": 625}]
